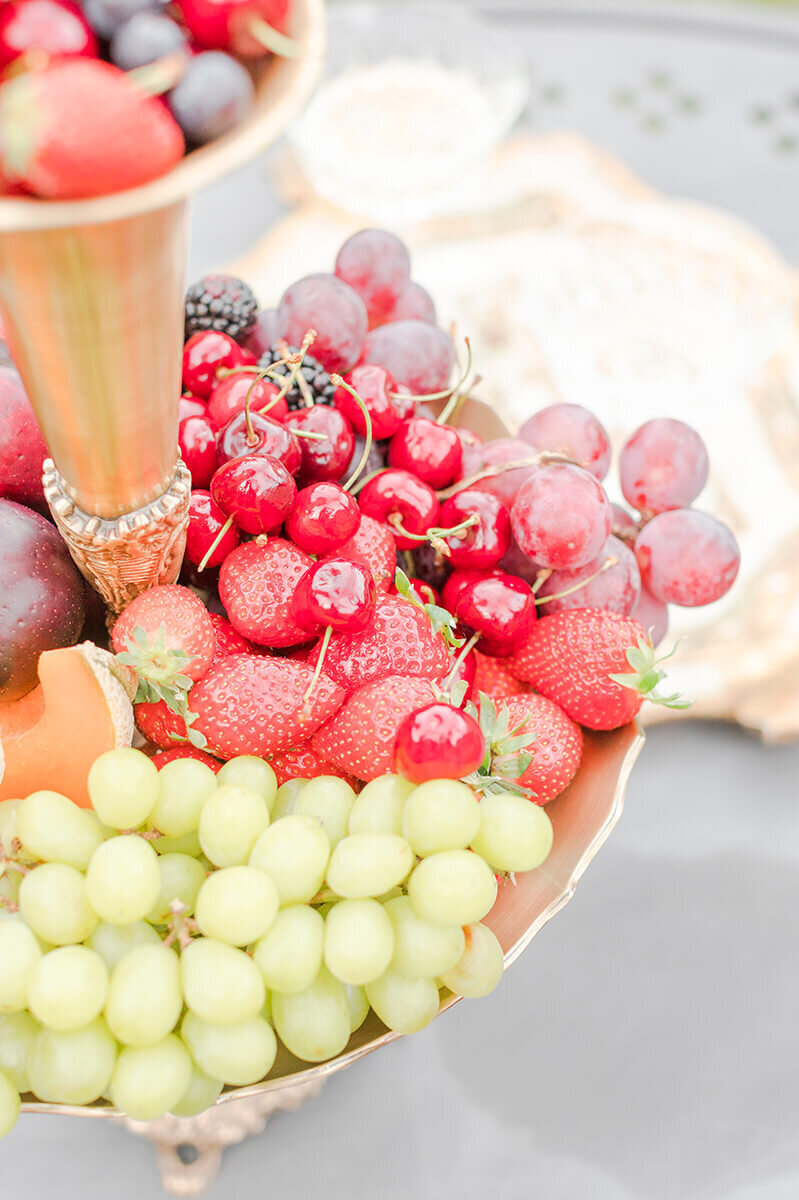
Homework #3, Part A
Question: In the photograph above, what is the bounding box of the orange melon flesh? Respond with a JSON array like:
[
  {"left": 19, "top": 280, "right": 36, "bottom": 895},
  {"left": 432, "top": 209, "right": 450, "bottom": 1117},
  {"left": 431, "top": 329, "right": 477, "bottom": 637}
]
[{"left": 0, "top": 643, "right": 134, "bottom": 808}]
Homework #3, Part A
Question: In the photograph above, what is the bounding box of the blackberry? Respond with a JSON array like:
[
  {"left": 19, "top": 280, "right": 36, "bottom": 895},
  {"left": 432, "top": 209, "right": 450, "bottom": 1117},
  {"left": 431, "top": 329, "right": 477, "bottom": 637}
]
[
  {"left": 257, "top": 343, "right": 337, "bottom": 411},
  {"left": 184, "top": 274, "right": 258, "bottom": 343}
]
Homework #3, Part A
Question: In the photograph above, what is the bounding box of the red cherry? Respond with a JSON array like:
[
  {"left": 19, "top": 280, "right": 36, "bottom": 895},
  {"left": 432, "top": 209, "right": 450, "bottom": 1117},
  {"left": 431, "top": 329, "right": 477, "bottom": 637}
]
[
  {"left": 394, "top": 702, "right": 485, "bottom": 783},
  {"left": 405, "top": 578, "right": 439, "bottom": 606},
  {"left": 334, "top": 364, "right": 407, "bottom": 440},
  {"left": 358, "top": 468, "right": 440, "bottom": 549},
  {"left": 286, "top": 481, "right": 361, "bottom": 555},
  {"left": 179, "top": 394, "right": 208, "bottom": 422},
  {"left": 208, "top": 373, "right": 286, "bottom": 428},
  {"left": 440, "top": 567, "right": 502, "bottom": 615},
  {"left": 285, "top": 406, "right": 354, "bottom": 483},
  {"left": 179, "top": 415, "right": 217, "bottom": 490},
  {"left": 211, "top": 453, "right": 296, "bottom": 535},
  {"left": 388, "top": 417, "right": 463, "bottom": 489},
  {"left": 216, "top": 410, "right": 302, "bottom": 475},
  {"left": 439, "top": 489, "right": 511, "bottom": 569},
  {"left": 185, "top": 490, "right": 240, "bottom": 569},
  {"left": 0, "top": 0, "right": 97, "bottom": 69},
  {"left": 182, "top": 331, "right": 246, "bottom": 399},
  {"left": 444, "top": 644, "right": 476, "bottom": 699},
  {"left": 292, "top": 558, "right": 376, "bottom": 633},
  {"left": 455, "top": 572, "right": 536, "bottom": 656},
  {"left": 174, "top": 0, "right": 290, "bottom": 58}
]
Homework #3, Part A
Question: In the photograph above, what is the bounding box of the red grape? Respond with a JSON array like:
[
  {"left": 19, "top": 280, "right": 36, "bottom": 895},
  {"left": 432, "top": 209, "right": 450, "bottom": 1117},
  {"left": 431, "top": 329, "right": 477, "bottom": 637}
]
[
  {"left": 360, "top": 320, "right": 455, "bottom": 394},
  {"left": 536, "top": 535, "right": 640, "bottom": 615},
  {"left": 334, "top": 229, "right": 411, "bottom": 325},
  {"left": 384, "top": 281, "right": 436, "bottom": 325},
  {"left": 519, "top": 403, "right": 611, "bottom": 481},
  {"left": 635, "top": 509, "right": 739, "bottom": 606},
  {"left": 461, "top": 438, "right": 537, "bottom": 507},
  {"left": 511, "top": 464, "right": 611, "bottom": 570},
  {"left": 277, "top": 273, "right": 367, "bottom": 374},
  {"left": 631, "top": 585, "right": 669, "bottom": 647},
  {"left": 620, "top": 418, "right": 709, "bottom": 514}
]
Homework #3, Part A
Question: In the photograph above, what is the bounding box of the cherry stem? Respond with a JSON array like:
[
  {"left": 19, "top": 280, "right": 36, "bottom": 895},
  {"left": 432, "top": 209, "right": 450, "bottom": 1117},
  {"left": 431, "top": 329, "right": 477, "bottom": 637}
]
[
  {"left": 198, "top": 515, "right": 235, "bottom": 573},
  {"left": 390, "top": 338, "right": 472, "bottom": 407},
  {"left": 436, "top": 340, "right": 473, "bottom": 424},
  {"left": 387, "top": 512, "right": 479, "bottom": 552},
  {"left": 436, "top": 452, "right": 572, "bottom": 500},
  {"left": 127, "top": 51, "right": 187, "bottom": 97},
  {"left": 535, "top": 556, "right": 617, "bottom": 606},
  {"left": 442, "top": 631, "right": 481, "bottom": 691},
  {"left": 331, "top": 376, "right": 374, "bottom": 492},
  {"left": 531, "top": 568, "right": 553, "bottom": 595},
  {"left": 243, "top": 367, "right": 274, "bottom": 444},
  {"left": 248, "top": 13, "right": 302, "bottom": 58},
  {"left": 302, "top": 625, "right": 333, "bottom": 710},
  {"left": 291, "top": 428, "right": 329, "bottom": 441}
]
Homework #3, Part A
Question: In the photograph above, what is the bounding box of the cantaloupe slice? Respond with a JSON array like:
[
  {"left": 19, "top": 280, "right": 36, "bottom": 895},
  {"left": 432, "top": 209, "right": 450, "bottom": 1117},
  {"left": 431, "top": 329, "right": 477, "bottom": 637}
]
[{"left": 0, "top": 643, "right": 135, "bottom": 808}]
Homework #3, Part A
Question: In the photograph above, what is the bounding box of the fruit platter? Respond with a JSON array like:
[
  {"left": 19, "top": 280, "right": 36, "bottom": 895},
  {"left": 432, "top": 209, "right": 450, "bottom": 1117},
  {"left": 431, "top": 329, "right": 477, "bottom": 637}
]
[{"left": 0, "top": 215, "right": 742, "bottom": 1157}]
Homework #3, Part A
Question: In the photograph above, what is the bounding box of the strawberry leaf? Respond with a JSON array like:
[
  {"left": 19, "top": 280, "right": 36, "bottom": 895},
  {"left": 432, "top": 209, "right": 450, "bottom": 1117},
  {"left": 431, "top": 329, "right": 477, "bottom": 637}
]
[{"left": 609, "top": 634, "right": 692, "bottom": 710}]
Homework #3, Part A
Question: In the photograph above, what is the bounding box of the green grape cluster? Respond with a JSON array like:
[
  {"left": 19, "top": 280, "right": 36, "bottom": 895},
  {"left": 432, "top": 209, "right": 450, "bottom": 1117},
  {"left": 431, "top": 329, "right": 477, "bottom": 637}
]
[{"left": 0, "top": 748, "right": 555, "bottom": 1137}]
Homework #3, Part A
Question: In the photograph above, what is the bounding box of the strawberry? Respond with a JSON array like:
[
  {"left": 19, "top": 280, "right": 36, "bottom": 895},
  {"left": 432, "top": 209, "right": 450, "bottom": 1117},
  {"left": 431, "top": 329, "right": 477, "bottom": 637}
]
[
  {"left": 0, "top": 59, "right": 184, "bottom": 199},
  {"left": 113, "top": 584, "right": 215, "bottom": 712},
  {"left": 473, "top": 650, "right": 527, "bottom": 701},
  {"left": 487, "top": 694, "right": 582, "bottom": 804},
  {"left": 134, "top": 700, "right": 188, "bottom": 750},
  {"left": 208, "top": 611, "right": 254, "bottom": 662},
  {"left": 305, "top": 594, "right": 450, "bottom": 695},
  {"left": 324, "top": 513, "right": 396, "bottom": 592},
  {"left": 151, "top": 746, "right": 222, "bottom": 773},
  {"left": 312, "top": 675, "right": 438, "bottom": 781},
  {"left": 219, "top": 538, "right": 314, "bottom": 648},
  {"left": 189, "top": 654, "right": 344, "bottom": 759},
  {"left": 509, "top": 608, "right": 687, "bottom": 730},
  {"left": 268, "top": 744, "right": 358, "bottom": 788}
]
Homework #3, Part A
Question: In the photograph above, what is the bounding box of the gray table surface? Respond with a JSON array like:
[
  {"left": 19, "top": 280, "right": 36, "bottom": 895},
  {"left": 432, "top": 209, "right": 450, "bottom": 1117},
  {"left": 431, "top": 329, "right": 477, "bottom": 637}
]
[{"left": 6, "top": 3, "right": 799, "bottom": 1197}]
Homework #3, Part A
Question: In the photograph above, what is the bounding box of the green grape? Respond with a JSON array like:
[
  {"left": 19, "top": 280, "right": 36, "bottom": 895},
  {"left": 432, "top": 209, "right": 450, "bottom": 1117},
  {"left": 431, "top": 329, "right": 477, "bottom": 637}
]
[
  {"left": 150, "top": 758, "right": 218, "bottom": 837},
  {"left": 262, "top": 990, "right": 273, "bottom": 1026},
  {"left": 16, "top": 791, "right": 105, "bottom": 870},
  {"left": 408, "top": 850, "right": 497, "bottom": 928},
  {"left": 170, "top": 1063, "right": 223, "bottom": 1117},
  {"left": 27, "top": 1017, "right": 117, "bottom": 1105},
  {"left": 181, "top": 1012, "right": 277, "bottom": 1086},
  {"left": 0, "top": 870, "right": 21, "bottom": 909},
  {"left": 401, "top": 780, "right": 481, "bottom": 857},
  {"left": 0, "top": 1070, "right": 19, "bottom": 1139},
  {"left": 105, "top": 943, "right": 182, "bottom": 1046},
  {"left": 147, "top": 853, "right": 206, "bottom": 924},
  {"left": 347, "top": 775, "right": 414, "bottom": 836},
  {"left": 0, "top": 920, "right": 41, "bottom": 1012},
  {"left": 87, "top": 747, "right": 159, "bottom": 829},
  {"left": 384, "top": 895, "right": 465, "bottom": 979},
  {"left": 0, "top": 800, "right": 35, "bottom": 865},
  {"left": 89, "top": 919, "right": 160, "bottom": 969},
  {"left": 27, "top": 945, "right": 109, "bottom": 1031},
  {"left": 470, "top": 792, "right": 554, "bottom": 872},
  {"left": 294, "top": 776, "right": 355, "bottom": 847},
  {"left": 323, "top": 899, "right": 395, "bottom": 986},
  {"left": 199, "top": 784, "right": 270, "bottom": 868},
  {"left": 0, "top": 1011, "right": 40, "bottom": 1092},
  {"left": 110, "top": 1034, "right": 192, "bottom": 1122},
  {"left": 271, "top": 777, "right": 309, "bottom": 820},
  {"left": 271, "top": 966, "right": 351, "bottom": 1063},
  {"left": 248, "top": 816, "right": 330, "bottom": 906},
  {"left": 85, "top": 835, "right": 161, "bottom": 925},
  {"left": 19, "top": 863, "right": 97, "bottom": 945},
  {"left": 181, "top": 937, "right": 265, "bottom": 1024},
  {"left": 344, "top": 984, "right": 369, "bottom": 1033},
  {"left": 216, "top": 757, "right": 277, "bottom": 813},
  {"left": 366, "top": 971, "right": 440, "bottom": 1034},
  {"left": 253, "top": 905, "right": 324, "bottom": 995},
  {"left": 326, "top": 834, "right": 414, "bottom": 899},
  {"left": 441, "top": 923, "right": 504, "bottom": 998},
  {"left": 195, "top": 866, "right": 279, "bottom": 946},
  {"left": 151, "top": 830, "right": 203, "bottom": 857}
]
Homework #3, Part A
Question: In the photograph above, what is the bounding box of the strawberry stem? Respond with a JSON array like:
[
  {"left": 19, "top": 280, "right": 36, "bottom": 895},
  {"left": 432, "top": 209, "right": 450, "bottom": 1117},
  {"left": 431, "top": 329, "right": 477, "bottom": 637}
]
[
  {"left": 198, "top": 515, "right": 234, "bottom": 572},
  {"left": 332, "top": 376, "right": 375, "bottom": 493}
]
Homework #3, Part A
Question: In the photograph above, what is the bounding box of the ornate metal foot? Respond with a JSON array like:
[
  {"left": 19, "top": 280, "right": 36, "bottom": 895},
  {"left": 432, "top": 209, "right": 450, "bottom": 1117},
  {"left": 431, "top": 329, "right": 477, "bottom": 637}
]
[{"left": 43, "top": 458, "right": 192, "bottom": 614}]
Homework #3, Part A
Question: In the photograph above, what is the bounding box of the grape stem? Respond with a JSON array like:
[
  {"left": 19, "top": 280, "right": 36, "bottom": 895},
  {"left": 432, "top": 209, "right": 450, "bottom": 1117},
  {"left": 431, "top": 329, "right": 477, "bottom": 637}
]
[
  {"left": 331, "top": 376, "right": 375, "bottom": 492},
  {"left": 535, "top": 556, "right": 618, "bottom": 606},
  {"left": 197, "top": 514, "right": 235, "bottom": 573}
]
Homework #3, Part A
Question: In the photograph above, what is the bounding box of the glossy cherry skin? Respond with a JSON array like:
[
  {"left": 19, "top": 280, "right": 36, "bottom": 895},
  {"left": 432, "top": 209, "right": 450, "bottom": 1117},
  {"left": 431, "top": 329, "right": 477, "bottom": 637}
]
[
  {"left": 439, "top": 489, "right": 511, "bottom": 569},
  {"left": 292, "top": 558, "right": 376, "bottom": 634},
  {"left": 207, "top": 373, "right": 286, "bottom": 429},
  {"left": 358, "top": 468, "right": 440, "bottom": 550},
  {"left": 185, "top": 489, "right": 240, "bottom": 568},
  {"left": 388, "top": 417, "right": 463, "bottom": 489},
  {"left": 179, "top": 394, "right": 208, "bottom": 422},
  {"left": 179, "top": 414, "right": 217, "bottom": 489},
  {"left": 211, "top": 453, "right": 296, "bottom": 535},
  {"left": 334, "top": 364, "right": 409, "bottom": 440},
  {"left": 440, "top": 567, "right": 502, "bottom": 616},
  {"left": 285, "top": 406, "right": 354, "bottom": 483},
  {"left": 455, "top": 571, "right": 536, "bottom": 657},
  {"left": 216, "top": 410, "right": 302, "bottom": 475},
  {"left": 175, "top": 0, "right": 290, "bottom": 58},
  {"left": 406, "top": 578, "right": 439, "bottom": 606},
  {"left": 286, "top": 482, "right": 361, "bottom": 555},
  {"left": 0, "top": 0, "right": 97, "bottom": 68},
  {"left": 394, "top": 702, "right": 486, "bottom": 783},
  {"left": 444, "top": 644, "right": 477, "bottom": 700},
  {"left": 182, "top": 331, "right": 253, "bottom": 399}
]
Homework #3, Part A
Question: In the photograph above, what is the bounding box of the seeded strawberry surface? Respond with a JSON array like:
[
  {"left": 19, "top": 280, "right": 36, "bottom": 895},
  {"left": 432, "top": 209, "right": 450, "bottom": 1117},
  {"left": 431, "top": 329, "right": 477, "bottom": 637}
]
[
  {"left": 268, "top": 743, "right": 357, "bottom": 788},
  {"left": 493, "top": 694, "right": 582, "bottom": 803},
  {"left": 219, "top": 538, "right": 314, "bottom": 648},
  {"left": 112, "top": 583, "right": 215, "bottom": 684},
  {"left": 134, "top": 699, "right": 188, "bottom": 750},
  {"left": 207, "top": 611, "right": 253, "bottom": 662},
  {"left": 473, "top": 651, "right": 527, "bottom": 701}
]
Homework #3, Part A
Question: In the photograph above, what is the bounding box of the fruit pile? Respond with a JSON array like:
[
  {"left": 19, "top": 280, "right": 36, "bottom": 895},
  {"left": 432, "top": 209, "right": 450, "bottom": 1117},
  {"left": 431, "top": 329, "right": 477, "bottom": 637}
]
[
  {"left": 0, "top": 0, "right": 296, "bottom": 199},
  {"left": 0, "top": 227, "right": 740, "bottom": 1136}
]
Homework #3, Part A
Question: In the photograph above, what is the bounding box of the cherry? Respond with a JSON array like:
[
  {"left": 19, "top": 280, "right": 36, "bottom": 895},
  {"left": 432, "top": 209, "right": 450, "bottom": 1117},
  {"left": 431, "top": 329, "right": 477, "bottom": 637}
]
[
  {"left": 409, "top": 542, "right": 452, "bottom": 595},
  {"left": 179, "top": 394, "right": 208, "bottom": 422},
  {"left": 208, "top": 372, "right": 286, "bottom": 428},
  {"left": 334, "top": 364, "right": 406, "bottom": 440},
  {"left": 0, "top": 0, "right": 97, "bottom": 69},
  {"left": 405, "top": 578, "right": 439, "bottom": 606},
  {"left": 388, "top": 416, "right": 463, "bottom": 489},
  {"left": 174, "top": 0, "right": 294, "bottom": 59},
  {"left": 441, "top": 567, "right": 501, "bottom": 615},
  {"left": 182, "top": 331, "right": 252, "bottom": 399},
  {"left": 358, "top": 468, "right": 440, "bottom": 549},
  {"left": 216, "top": 409, "right": 302, "bottom": 475},
  {"left": 292, "top": 557, "right": 376, "bottom": 634},
  {"left": 455, "top": 572, "right": 536, "bottom": 656},
  {"left": 394, "top": 702, "right": 485, "bottom": 784},
  {"left": 285, "top": 405, "right": 354, "bottom": 483},
  {"left": 185, "top": 489, "right": 240, "bottom": 569},
  {"left": 442, "top": 642, "right": 476, "bottom": 699},
  {"left": 438, "top": 489, "right": 510, "bottom": 569},
  {"left": 179, "top": 414, "right": 218, "bottom": 489},
  {"left": 211, "top": 453, "right": 296, "bottom": 535},
  {"left": 286, "top": 481, "right": 361, "bottom": 555}
]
